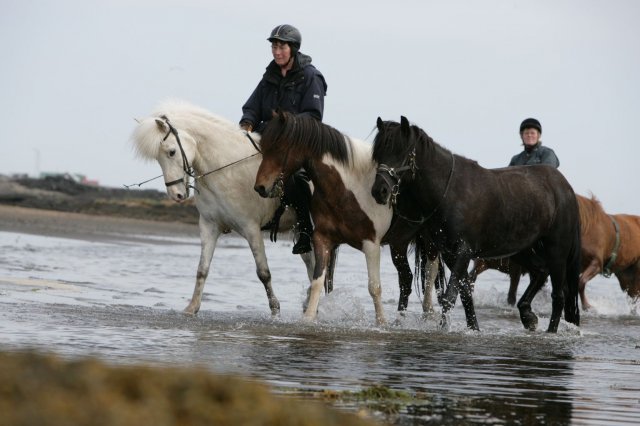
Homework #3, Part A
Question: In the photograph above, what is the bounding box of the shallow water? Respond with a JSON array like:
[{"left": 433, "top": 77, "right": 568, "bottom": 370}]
[{"left": 1, "top": 230, "right": 639, "bottom": 425}]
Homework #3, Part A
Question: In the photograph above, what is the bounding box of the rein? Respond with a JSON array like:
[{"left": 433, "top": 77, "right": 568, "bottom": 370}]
[{"left": 602, "top": 215, "right": 621, "bottom": 277}]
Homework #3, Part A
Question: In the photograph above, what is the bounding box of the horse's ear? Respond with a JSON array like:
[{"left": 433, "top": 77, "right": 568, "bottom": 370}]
[
  {"left": 155, "top": 118, "right": 168, "bottom": 132},
  {"left": 376, "top": 117, "right": 384, "bottom": 131},
  {"left": 400, "top": 116, "right": 410, "bottom": 137}
]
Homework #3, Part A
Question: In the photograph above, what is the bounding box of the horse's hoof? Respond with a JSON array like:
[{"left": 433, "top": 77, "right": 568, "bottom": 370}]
[
  {"left": 183, "top": 306, "right": 199, "bottom": 316},
  {"left": 521, "top": 311, "right": 538, "bottom": 331},
  {"left": 269, "top": 301, "right": 281, "bottom": 316},
  {"left": 421, "top": 309, "right": 437, "bottom": 322},
  {"left": 301, "top": 314, "right": 316, "bottom": 323},
  {"left": 439, "top": 314, "right": 451, "bottom": 331}
]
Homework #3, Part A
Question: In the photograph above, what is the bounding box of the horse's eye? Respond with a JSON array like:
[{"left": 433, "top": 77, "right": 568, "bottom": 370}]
[{"left": 169, "top": 149, "right": 176, "bottom": 157}]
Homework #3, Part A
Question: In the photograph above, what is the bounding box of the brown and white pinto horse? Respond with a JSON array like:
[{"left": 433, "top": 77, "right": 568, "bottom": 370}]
[
  {"left": 253, "top": 112, "right": 440, "bottom": 325},
  {"left": 470, "top": 194, "right": 640, "bottom": 309}
]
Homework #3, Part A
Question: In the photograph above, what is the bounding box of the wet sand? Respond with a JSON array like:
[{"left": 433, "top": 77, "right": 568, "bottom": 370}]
[{"left": 0, "top": 205, "right": 199, "bottom": 243}]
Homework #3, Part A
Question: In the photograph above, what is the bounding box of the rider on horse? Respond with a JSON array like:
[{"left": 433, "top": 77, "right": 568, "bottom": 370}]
[{"left": 240, "top": 24, "right": 328, "bottom": 254}]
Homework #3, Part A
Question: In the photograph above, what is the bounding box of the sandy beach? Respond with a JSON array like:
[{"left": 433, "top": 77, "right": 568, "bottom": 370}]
[{"left": 0, "top": 205, "right": 199, "bottom": 243}]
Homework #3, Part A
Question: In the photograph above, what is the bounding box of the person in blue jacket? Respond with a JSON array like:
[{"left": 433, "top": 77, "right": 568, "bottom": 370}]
[
  {"left": 508, "top": 118, "right": 560, "bottom": 167},
  {"left": 240, "top": 24, "right": 327, "bottom": 254}
]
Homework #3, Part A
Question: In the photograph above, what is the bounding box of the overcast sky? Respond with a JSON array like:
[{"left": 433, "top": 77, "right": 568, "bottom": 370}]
[{"left": 1, "top": 0, "right": 638, "bottom": 214}]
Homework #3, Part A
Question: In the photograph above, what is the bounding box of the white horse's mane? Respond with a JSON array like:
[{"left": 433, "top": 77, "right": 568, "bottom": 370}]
[{"left": 131, "top": 99, "right": 238, "bottom": 161}]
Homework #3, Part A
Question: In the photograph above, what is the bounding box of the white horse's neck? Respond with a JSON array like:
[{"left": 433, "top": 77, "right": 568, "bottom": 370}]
[{"left": 160, "top": 105, "right": 259, "bottom": 174}]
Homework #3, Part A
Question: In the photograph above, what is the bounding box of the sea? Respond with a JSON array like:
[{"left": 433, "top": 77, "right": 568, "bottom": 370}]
[{"left": 1, "top": 229, "right": 638, "bottom": 425}]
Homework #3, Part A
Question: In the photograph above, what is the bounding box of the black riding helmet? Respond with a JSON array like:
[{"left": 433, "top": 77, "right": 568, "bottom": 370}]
[
  {"left": 520, "top": 117, "right": 542, "bottom": 134},
  {"left": 267, "top": 24, "right": 302, "bottom": 55}
]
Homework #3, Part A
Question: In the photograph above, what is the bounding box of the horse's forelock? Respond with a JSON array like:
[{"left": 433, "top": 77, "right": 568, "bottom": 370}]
[
  {"left": 131, "top": 117, "right": 165, "bottom": 161},
  {"left": 372, "top": 120, "right": 414, "bottom": 164}
]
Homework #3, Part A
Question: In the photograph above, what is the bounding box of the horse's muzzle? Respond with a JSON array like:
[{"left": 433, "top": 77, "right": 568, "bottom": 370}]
[
  {"left": 371, "top": 184, "right": 390, "bottom": 205},
  {"left": 254, "top": 184, "right": 269, "bottom": 198}
]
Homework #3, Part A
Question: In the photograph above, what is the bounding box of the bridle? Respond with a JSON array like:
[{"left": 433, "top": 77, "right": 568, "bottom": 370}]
[
  {"left": 268, "top": 144, "right": 293, "bottom": 199},
  {"left": 160, "top": 116, "right": 195, "bottom": 193},
  {"left": 157, "top": 115, "right": 261, "bottom": 197},
  {"left": 375, "top": 149, "right": 418, "bottom": 206},
  {"left": 375, "top": 146, "right": 455, "bottom": 224}
]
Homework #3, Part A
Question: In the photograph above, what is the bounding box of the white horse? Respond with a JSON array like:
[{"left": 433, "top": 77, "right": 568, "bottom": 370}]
[{"left": 131, "top": 100, "right": 325, "bottom": 315}]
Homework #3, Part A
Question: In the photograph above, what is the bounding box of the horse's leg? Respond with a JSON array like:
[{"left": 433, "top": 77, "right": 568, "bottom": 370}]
[
  {"left": 516, "top": 270, "right": 548, "bottom": 331},
  {"left": 390, "top": 241, "right": 412, "bottom": 313},
  {"left": 507, "top": 262, "right": 521, "bottom": 306},
  {"left": 363, "top": 240, "right": 386, "bottom": 326},
  {"left": 324, "top": 247, "right": 339, "bottom": 293},
  {"left": 440, "top": 256, "right": 479, "bottom": 331},
  {"left": 184, "top": 219, "right": 221, "bottom": 315},
  {"left": 245, "top": 226, "right": 280, "bottom": 315},
  {"left": 458, "top": 273, "right": 479, "bottom": 331},
  {"left": 615, "top": 263, "right": 640, "bottom": 300},
  {"left": 421, "top": 253, "right": 439, "bottom": 316},
  {"left": 546, "top": 263, "right": 569, "bottom": 333},
  {"left": 468, "top": 259, "right": 488, "bottom": 285},
  {"left": 578, "top": 258, "right": 601, "bottom": 310},
  {"left": 303, "top": 235, "right": 333, "bottom": 322},
  {"left": 299, "top": 251, "right": 315, "bottom": 313}
]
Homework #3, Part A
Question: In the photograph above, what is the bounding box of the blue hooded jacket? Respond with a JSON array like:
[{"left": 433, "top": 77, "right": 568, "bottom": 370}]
[{"left": 240, "top": 52, "right": 327, "bottom": 133}]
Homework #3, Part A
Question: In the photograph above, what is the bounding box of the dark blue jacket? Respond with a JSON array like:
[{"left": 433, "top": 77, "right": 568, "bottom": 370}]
[
  {"left": 240, "top": 52, "right": 327, "bottom": 133},
  {"left": 509, "top": 143, "right": 560, "bottom": 168}
]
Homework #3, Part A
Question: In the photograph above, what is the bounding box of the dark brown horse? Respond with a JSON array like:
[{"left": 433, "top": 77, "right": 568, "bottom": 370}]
[
  {"left": 371, "top": 116, "right": 581, "bottom": 332},
  {"left": 253, "top": 112, "right": 441, "bottom": 324},
  {"left": 470, "top": 195, "right": 640, "bottom": 309}
]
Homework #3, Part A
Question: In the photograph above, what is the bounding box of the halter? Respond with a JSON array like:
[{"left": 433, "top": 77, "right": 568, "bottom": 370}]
[{"left": 376, "top": 147, "right": 455, "bottom": 225}]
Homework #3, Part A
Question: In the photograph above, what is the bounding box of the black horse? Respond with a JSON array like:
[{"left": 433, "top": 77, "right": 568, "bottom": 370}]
[{"left": 371, "top": 116, "right": 581, "bottom": 333}]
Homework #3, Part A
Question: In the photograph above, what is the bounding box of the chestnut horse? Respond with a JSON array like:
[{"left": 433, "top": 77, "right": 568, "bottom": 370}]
[
  {"left": 470, "top": 195, "right": 640, "bottom": 309},
  {"left": 254, "top": 112, "right": 441, "bottom": 325},
  {"left": 371, "top": 116, "right": 581, "bottom": 333}
]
